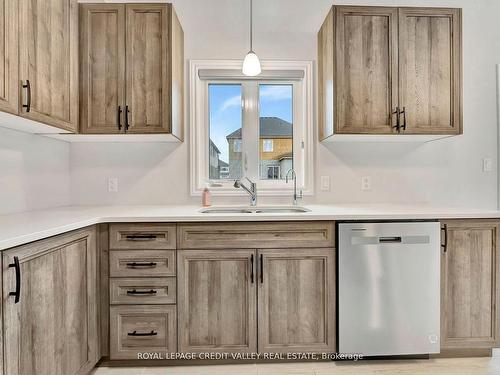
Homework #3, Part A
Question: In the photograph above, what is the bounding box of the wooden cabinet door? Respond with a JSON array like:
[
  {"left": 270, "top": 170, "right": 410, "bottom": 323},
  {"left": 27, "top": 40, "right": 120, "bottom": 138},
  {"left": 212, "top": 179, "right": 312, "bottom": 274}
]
[
  {"left": 258, "top": 248, "right": 336, "bottom": 353},
  {"left": 399, "top": 8, "right": 462, "bottom": 134},
  {"left": 177, "top": 250, "right": 257, "bottom": 353},
  {"left": 125, "top": 4, "right": 170, "bottom": 134},
  {"left": 2, "top": 227, "right": 99, "bottom": 375},
  {"left": 441, "top": 220, "right": 500, "bottom": 350},
  {"left": 79, "top": 4, "right": 126, "bottom": 134},
  {"left": 335, "top": 6, "right": 399, "bottom": 134},
  {"left": 18, "top": 0, "right": 78, "bottom": 132},
  {"left": 0, "top": 0, "right": 18, "bottom": 114},
  {"left": 318, "top": 7, "right": 334, "bottom": 140}
]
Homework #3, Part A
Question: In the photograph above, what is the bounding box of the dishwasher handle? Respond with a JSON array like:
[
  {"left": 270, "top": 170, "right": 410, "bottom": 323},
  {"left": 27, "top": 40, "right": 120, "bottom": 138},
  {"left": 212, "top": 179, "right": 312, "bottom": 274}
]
[{"left": 379, "top": 236, "right": 402, "bottom": 243}]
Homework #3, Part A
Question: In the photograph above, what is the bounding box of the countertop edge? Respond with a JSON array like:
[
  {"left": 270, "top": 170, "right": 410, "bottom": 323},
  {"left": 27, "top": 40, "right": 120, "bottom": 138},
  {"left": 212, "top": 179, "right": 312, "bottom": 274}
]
[{"left": 1, "top": 206, "right": 500, "bottom": 251}]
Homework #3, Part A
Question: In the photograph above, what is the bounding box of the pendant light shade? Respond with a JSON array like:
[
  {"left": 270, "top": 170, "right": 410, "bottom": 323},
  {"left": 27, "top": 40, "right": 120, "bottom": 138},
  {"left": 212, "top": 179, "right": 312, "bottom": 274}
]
[
  {"left": 242, "top": 0, "right": 261, "bottom": 76},
  {"left": 242, "top": 51, "right": 261, "bottom": 76}
]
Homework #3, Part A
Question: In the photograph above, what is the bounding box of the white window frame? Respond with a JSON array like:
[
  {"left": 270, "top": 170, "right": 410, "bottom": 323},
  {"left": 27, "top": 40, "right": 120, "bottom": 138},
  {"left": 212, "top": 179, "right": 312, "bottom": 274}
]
[
  {"left": 263, "top": 139, "right": 273, "bottom": 152},
  {"left": 190, "top": 60, "right": 314, "bottom": 196}
]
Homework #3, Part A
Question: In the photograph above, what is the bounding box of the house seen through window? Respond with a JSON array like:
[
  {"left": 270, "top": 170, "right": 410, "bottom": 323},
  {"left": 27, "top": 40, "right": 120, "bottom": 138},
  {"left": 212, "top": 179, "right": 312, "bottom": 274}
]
[{"left": 208, "top": 83, "right": 293, "bottom": 181}]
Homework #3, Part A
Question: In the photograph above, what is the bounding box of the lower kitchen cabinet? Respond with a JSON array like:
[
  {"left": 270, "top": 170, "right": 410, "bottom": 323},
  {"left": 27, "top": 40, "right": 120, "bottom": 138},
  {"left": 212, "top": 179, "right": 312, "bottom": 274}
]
[
  {"left": 258, "top": 249, "right": 336, "bottom": 353},
  {"left": 2, "top": 227, "right": 99, "bottom": 375},
  {"left": 440, "top": 220, "right": 500, "bottom": 352},
  {"left": 177, "top": 247, "right": 336, "bottom": 354},
  {"left": 177, "top": 249, "right": 257, "bottom": 353},
  {"left": 110, "top": 305, "right": 177, "bottom": 359}
]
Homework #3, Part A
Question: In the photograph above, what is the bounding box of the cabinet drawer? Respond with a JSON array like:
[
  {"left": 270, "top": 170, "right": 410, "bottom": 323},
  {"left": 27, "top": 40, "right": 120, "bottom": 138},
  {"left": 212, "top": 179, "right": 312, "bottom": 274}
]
[
  {"left": 110, "top": 250, "right": 176, "bottom": 277},
  {"left": 178, "top": 222, "right": 335, "bottom": 249},
  {"left": 109, "top": 224, "right": 176, "bottom": 250},
  {"left": 110, "top": 305, "right": 177, "bottom": 359},
  {"left": 110, "top": 277, "right": 176, "bottom": 305}
]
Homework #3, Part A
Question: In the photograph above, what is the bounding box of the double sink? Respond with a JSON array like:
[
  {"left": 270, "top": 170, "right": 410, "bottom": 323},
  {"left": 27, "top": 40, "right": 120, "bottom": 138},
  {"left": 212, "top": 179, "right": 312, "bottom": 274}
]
[{"left": 200, "top": 206, "right": 310, "bottom": 214}]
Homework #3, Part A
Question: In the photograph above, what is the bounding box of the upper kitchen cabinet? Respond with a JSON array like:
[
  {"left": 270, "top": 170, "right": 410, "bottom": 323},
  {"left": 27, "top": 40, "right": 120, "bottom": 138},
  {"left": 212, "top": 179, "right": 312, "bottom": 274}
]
[
  {"left": 0, "top": 0, "right": 78, "bottom": 133},
  {"left": 319, "top": 6, "right": 399, "bottom": 136},
  {"left": 399, "top": 8, "right": 462, "bottom": 135},
  {"left": 318, "top": 6, "right": 462, "bottom": 141},
  {"left": 79, "top": 3, "right": 184, "bottom": 140},
  {"left": 0, "top": 0, "right": 18, "bottom": 115},
  {"left": 18, "top": 0, "right": 79, "bottom": 132}
]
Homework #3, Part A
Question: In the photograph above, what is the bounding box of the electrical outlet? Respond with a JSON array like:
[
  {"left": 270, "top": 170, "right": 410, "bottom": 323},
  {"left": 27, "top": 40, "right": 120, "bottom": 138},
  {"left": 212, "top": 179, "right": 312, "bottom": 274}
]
[
  {"left": 361, "top": 176, "right": 371, "bottom": 191},
  {"left": 108, "top": 177, "right": 119, "bottom": 193},
  {"left": 320, "top": 176, "right": 330, "bottom": 191},
  {"left": 483, "top": 158, "right": 493, "bottom": 172}
]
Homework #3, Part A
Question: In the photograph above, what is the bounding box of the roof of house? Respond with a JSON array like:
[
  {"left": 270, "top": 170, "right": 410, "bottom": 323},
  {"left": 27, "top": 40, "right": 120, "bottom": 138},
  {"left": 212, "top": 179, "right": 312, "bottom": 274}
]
[
  {"left": 226, "top": 117, "right": 292, "bottom": 139},
  {"left": 209, "top": 139, "right": 221, "bottom": 154},
  {"left": 218, "top": 159, "right": 229, "bottom": 167}
]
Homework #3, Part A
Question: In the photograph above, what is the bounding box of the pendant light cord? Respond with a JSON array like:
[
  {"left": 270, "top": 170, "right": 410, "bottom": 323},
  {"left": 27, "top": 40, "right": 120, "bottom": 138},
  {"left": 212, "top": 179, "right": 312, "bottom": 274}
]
[{"left": 250, "top": 0, "right": 253, "bottom": 51}]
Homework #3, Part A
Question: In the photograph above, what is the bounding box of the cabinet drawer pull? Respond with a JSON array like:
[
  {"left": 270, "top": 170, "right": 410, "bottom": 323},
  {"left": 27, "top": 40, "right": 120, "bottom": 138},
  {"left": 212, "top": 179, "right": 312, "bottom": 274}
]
[
  {"left": 125, "top": 234, "right": 157, "bottom": 241},
  {"left": 400, "top": 107, "right": 407, "bottom": 131},
  {"left": 125, "top": 105, "right": 130, "bottom": 131},
  {"left": 127, "top": 330, "right": 158, "bottom": 337},
  {"left": 126, "top": 289, "right": 158, "bottom": 295},
  {"left": 22, "top": 80, "right": 31, "bottom": 112},
  {"left": 259, "top": 254, "right": 264, "bottom": 283},
  {"left": 250, "top": 254, "right": 254, "bottom": 283},
  {"left": 9, "top": 256, "right": 21, "bottom": 304},
  {"left": 117, "top": 105, "right": 123, "bottom": 131},
  {"left": 392, "top": 107, "right": 400, "bottom": 132},
  {"left": 441, "top": 224, "right": 448, "bottom": 253},
  {"left": 126, "top": 262, "right": 157, "bottom": 268}
]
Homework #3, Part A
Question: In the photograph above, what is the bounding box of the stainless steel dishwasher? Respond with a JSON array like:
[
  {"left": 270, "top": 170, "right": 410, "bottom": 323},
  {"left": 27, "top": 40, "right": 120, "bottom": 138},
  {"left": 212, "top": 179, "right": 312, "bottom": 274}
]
[{"left": 338, "top": 222, "right": 441, "bottom": 356}]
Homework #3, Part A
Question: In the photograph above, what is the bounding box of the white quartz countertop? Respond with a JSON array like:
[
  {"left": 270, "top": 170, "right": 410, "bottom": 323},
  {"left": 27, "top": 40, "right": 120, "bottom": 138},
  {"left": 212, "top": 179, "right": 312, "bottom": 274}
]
[{"left": 1, "top": 204, "right": 500, "bottom": 251}]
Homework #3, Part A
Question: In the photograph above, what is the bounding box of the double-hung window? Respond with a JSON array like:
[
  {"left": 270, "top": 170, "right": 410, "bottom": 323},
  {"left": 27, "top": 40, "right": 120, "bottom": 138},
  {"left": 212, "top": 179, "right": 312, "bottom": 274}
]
[{"left": 191, "top": 60, "right": 313, "bottom": 196}]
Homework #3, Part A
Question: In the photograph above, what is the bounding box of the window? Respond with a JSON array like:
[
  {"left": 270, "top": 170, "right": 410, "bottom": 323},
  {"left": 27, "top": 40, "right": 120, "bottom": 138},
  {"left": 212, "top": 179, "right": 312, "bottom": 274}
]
[
  {"left": 262, "top": 139, "right": 273, "bottom": 152},
  {"left": 233, "top": 139, "right": 242, "bottom": 153},
  {"left": 191, "top": 60, "right": 313, "bottom": 196},
  {"left": 267, "top": 166, "right": 280, "bottom": 179},
  {"left": 208, "top": 84, "right": 242, "bottom": 180}
]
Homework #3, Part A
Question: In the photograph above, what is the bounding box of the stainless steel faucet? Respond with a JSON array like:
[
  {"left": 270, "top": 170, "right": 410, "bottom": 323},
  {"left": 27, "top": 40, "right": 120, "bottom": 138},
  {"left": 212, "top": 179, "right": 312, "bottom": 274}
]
[
  {"left": 234, "top": 177, "right": 257, "bottom": 206},
  {"left": 286, "top": 169, "right": 303, "bottom": 206}
]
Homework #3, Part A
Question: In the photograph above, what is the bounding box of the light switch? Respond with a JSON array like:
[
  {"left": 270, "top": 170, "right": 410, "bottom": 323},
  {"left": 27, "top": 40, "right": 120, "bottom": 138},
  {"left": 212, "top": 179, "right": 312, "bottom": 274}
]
[
  {"left": 483, "top": 158, "right": 493, "bottom": 172},
  {"left": 361, "top": 176, "right": 372, "bottom": 191},
  {"left": 108, "top": 177, "right": 119, "bottom": 192},
  {"left": 320, "top": 176, "right": 330, "bottom": 191}
]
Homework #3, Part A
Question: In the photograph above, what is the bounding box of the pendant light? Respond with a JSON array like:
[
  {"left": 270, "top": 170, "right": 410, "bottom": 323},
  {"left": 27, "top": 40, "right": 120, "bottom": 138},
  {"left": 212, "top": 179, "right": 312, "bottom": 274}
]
[{"left": 242, "top": 0, "right": 261, "bottom": 76}]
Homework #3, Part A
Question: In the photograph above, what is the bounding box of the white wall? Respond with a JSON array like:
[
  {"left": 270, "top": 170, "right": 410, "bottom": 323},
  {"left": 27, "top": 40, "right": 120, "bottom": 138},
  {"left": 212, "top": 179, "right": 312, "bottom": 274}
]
[
  {"left": 68, "top": 0, "right": 500, "bottom": 208},
  {"left": 0, "top": 127, "right": 70, "bottom": 215}
]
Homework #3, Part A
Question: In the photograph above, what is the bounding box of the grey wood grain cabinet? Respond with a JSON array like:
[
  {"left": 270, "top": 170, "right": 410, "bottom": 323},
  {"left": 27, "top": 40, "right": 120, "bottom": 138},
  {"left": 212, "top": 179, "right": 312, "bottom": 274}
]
[
  {"left": 0, "top": 0, "right": 18, "bottom": 115},
  {"left": 177, "top": 222, "right": 336, "bottom": 354},
  {"left": 318, "top": 6, "right": 462, "bottom": 139},
  {"left": 177, "top": 249, "right": 257, "bottom": 353},
  {"left": 2, "top": 227, "right": 99, "bottom": 375},
  {"left": 440, "top": 220, "right": 500, "bottom": 354},
  {"left": 18, "top": 0, "right": 79, "bottom": 132},
  {"left": 0, "top": 0, "right": 78, "bottom": 131},
  {"left": 258, "top": 248, "right": 336, "bottom": 353},
  {"left": 79, "top": 3, "right": 184, "bottom": 139}
]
